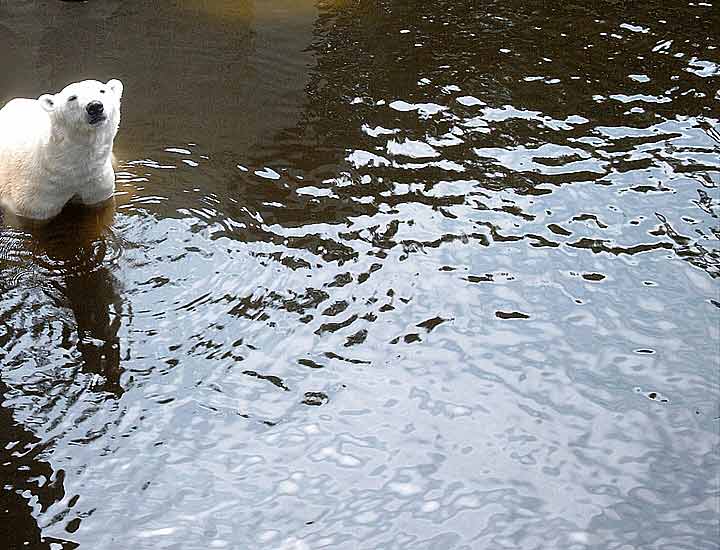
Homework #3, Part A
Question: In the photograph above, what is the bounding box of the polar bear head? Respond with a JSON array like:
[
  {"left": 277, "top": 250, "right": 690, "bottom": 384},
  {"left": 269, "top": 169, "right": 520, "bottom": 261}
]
[{"left": 38, "top": 79, "right": 123, "bottom": 139}]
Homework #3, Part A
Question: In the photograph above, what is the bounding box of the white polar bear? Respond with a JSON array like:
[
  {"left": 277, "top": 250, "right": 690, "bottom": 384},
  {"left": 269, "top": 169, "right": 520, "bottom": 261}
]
[{"left": 0, "top": 79, "right": 123, "bottom": 220}]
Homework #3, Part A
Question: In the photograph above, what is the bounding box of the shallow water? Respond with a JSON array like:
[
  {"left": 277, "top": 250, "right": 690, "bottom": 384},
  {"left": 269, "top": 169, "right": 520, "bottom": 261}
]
[{"left": 1, "top": 1, "right": 718, "bottom": 548}]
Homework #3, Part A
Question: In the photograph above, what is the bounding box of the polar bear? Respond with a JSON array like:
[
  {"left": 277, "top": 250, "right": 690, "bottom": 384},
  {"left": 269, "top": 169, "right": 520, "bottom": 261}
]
[{"left": 0, "top": 79, "right": 123, "bottom": 220}]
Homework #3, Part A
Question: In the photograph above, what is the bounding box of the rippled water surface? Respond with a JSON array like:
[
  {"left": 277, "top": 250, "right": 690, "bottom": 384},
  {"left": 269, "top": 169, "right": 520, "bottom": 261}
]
[{"left": 1, "top": 1, "right": 718, "bottom": 548}]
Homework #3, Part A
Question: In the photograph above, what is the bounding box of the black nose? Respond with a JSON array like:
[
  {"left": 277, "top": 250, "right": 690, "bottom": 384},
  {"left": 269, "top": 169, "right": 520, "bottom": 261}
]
[{"left": 86, "top": 101, "right": 104, "bottom": 116}]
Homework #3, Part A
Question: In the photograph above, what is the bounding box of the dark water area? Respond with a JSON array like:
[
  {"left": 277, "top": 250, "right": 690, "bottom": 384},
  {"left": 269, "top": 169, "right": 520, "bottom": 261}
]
[{"left": 1, "top": 1, "right": 718, "bottom": 548}]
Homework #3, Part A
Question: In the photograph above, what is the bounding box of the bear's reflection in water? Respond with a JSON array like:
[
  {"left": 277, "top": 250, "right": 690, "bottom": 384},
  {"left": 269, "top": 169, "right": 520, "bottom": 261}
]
[{"left": 0, "top": 198, "right": 126, "bottom": 396}]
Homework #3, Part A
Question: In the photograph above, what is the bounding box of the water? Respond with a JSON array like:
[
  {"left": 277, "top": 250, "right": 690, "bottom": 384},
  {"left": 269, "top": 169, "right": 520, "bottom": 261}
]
[{"left": 1, "top": 1, "right": 718, "bottom": 548}]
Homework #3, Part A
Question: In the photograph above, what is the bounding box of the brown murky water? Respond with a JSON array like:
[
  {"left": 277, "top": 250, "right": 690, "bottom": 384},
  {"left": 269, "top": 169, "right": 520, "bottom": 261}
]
[{"left": 1, "top": 1, "right": 718, "bottom": 548}]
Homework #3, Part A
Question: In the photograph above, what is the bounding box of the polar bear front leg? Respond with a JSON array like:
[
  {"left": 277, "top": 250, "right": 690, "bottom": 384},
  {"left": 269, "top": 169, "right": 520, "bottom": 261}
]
[
  {"left": 79, "top": 165, "right": 116, "bottom": 206},
  {"left": 4, "top": 196, "right": 66, "bottom": 221}
]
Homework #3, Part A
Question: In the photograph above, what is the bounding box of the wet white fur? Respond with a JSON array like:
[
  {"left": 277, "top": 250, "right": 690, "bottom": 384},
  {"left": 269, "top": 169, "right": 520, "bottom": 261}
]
[{"left": 0, "top": 79, "right": 122, "bottom": 220}]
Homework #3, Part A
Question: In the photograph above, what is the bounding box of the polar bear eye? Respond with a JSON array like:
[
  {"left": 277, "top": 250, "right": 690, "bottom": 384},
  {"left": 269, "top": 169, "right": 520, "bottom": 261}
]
[
  {"left": 68, "top": 95, "right": 77, "bottom": 102},
  {"left": 100, "top": 90, "right": 106, "bottom": 94}
]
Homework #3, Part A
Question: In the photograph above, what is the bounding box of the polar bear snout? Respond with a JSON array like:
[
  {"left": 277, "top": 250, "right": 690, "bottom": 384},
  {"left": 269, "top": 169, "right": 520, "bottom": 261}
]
[
  {"left": 86, "top": 101, "right": 104, "bottom": 116},
  {"left": 86, "top": 101, "right": 106, "bottom": 125}
]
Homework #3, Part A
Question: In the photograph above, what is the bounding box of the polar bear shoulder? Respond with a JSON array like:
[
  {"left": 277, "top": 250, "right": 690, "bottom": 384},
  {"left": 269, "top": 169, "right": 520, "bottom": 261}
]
[{"left": 0, "top": 98, "right": 51, "bottom": 148}]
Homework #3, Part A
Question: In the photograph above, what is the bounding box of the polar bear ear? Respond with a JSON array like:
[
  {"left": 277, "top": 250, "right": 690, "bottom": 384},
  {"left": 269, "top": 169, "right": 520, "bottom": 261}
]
[
  {"left": 106, "top": 79, "right": 123, "bottom": 99},
  {"left": 38, "top": 94, "right": 56, "bottom": 112}
]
